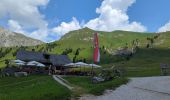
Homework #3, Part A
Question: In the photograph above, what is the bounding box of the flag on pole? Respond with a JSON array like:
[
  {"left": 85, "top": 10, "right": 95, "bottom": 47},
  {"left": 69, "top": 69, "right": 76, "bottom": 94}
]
[{"left": 93, "top": 33, "right": 100, "bottom": 63}]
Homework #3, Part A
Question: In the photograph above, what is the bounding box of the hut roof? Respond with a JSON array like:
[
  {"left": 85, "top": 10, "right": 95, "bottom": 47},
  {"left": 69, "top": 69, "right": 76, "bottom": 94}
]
[{"left": 16, "top": 50, "right": 72, "bottom": 66}]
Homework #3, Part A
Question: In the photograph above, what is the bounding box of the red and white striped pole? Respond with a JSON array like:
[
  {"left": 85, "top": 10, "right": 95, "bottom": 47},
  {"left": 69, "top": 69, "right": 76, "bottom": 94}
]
[{"left": 91, "top": 33, "right": 100, "bottom": 76}]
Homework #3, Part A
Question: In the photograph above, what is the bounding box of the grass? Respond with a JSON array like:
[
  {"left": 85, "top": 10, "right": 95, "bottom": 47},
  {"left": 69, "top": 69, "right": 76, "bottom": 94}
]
[
  {"left": 64, "top": 76, "right": 128, "bottom": 96},
  {"left": 114, "top": 48, "right": 170, "bottom": 77},
  {"left": 0, "top": 75, "right": 129, "bottom": 100},
  {"left": 0, "top": 75, "right": 71, "bottom": 100}
]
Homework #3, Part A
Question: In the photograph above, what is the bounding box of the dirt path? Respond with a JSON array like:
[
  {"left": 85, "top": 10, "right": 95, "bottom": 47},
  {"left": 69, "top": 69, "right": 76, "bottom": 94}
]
[
  {"left": 80, "top": 76, "right": 170, "bottom": 100},
  {"left": 52, "top": 75, "right": 73, "bottom": 90}
]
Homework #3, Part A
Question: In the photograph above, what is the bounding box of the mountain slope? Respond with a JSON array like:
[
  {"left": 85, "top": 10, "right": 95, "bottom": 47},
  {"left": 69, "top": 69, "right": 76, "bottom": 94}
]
[
  {"left": 54, "top": 28, "right": 154, "bottom": 62},
  {"left": 0, "top": 27, "right": 43, "bottom": 47},
  {"left": 1, "top": 28, "right": 170, "bottom": 77}
]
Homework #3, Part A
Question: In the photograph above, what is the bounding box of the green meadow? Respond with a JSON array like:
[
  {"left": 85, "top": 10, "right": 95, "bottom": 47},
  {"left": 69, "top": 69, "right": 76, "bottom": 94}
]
[{"left": 0, "top": 75, "right": 71, "bottom": 100}]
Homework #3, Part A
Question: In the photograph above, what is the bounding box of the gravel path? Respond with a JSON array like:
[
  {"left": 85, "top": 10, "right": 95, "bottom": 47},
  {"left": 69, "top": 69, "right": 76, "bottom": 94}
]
[
  {"left": 52, "top": 75, "right": 73, "bottom": 90},
  {"left": 80, "top": 76, "right": 170, "bottom": 100}
]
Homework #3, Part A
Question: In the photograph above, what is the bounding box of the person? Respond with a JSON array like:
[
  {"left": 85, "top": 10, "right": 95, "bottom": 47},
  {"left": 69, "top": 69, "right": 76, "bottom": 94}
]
[
  {"left": 52, "top": 66, "right": 56, "bottom": 74},
  {"left": 48, "top": 65, "right": 52, "bottom": 75}
]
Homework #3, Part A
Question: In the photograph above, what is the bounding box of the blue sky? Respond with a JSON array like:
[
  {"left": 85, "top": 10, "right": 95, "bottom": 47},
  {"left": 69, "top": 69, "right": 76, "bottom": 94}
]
[
  {"left": 0, "top": 0, "right": 170, "bottom": 42},
  {"left": 41, "top": 0, "right": 101, "bottom": 27},
  {"left": 41, "top": 0, "right": 170, "bottom": 32},
  {"left": 128, "top": 0, "right": 170, "bottom": 32}
]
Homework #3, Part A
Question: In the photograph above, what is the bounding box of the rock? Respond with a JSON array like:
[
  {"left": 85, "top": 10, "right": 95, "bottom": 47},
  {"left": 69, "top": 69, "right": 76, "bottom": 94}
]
[{"left": 0, "top": 27, "right": 43, "bottom": 47}]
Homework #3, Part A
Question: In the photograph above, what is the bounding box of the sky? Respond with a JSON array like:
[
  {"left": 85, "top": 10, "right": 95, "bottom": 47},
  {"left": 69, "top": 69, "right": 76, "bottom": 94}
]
[{"left": 0, "top": 0, "right": 170, "bottom": 42}]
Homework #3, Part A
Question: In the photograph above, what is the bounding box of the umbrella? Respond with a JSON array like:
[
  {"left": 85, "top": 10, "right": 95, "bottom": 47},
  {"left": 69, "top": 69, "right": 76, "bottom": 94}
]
[
  {"left": 11, "top": 59, "right": 26, "bottom": 66},
  {"left": 27, "top": 61, "right": 45, "bottom": 67},
  {"left": 74, "top": 62, "right": 101, "bottom": 68},
  {"left": 64, "top": 63, "right": 75, "bottom": 67},
  {"left": 64, "top": 62, "right": 88, "bottom": 68},
  {"left": 27, "top": 61, "right": 36, "bottom": 66},
  {"left": 74, "top": 62, "right": 89, "bottom": 72},
  {"left": 74, "top": 62, "right": 89, "bottom": 67},
  {"left": 87, "top": 64, "right": 101, "bottom": 68},
  {"left": 64, "top": 62, "right": 101, "bottom": 68},
  {"left": 15, "top": 62, "right": 26, "bottom": 65},
  {"left": 36, "top": 63, "right": 46, "bottom": 67},
  {"left": 11, "top": 59, "right": 25, "bottom": 63}
]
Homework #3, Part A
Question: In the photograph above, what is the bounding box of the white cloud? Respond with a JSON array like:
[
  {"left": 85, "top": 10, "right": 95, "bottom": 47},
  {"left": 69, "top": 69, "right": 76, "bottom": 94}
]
[
  {"left": 8, "top": 20, "right": 25, "bottom": 34},
  {"left": 52, "top": 17, "right": 81, "bottom": 36},
  {"left": 29, "top": 29, "right": 50, "bottom": 41},
  {"left": 8, "top": 19, "right": 50, "bottom": 41},
  {"left": 0, "top": 0, "right": 147, "bottom": 42},
  {"left": 85, "top": 0, "right": 146, "bottom": 32},
  {"left": 51, "top": 0, "right": 146, "bottom": 39},
  {"left": 0, "top": 0, "right": 50, "bottom": 42},
  {"left": 0, "top": 0, "right": 49, "bottom": 29},
  {"left": 51, "top": 0, "right": 148, "bottom": 41},
  {"left": 158, "top": 21, "right": 170, "bottom": 32}
]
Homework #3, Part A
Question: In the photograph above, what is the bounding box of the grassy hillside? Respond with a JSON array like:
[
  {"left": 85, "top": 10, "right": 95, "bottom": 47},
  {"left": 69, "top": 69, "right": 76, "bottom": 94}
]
[
  {"left": 52, "top": 28, "right": 154, "bottom": 63},
  {"left": 0, "top": 28, "right": 170, "bottom": 77}
]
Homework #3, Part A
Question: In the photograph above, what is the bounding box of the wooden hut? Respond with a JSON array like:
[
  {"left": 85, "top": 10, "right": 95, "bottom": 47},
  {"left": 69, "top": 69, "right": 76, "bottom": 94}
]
[{"left": 16, "top": 50, "right": 72, "bottom": 70}]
